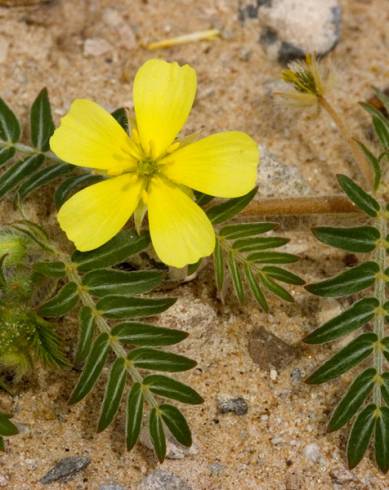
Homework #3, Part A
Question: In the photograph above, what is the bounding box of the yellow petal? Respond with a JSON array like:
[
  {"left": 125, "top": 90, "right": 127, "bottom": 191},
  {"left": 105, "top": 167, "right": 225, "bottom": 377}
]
[
  {"left": 133, "top": 59, "right": 197, "bottom": 159},
  {"left": 50, "top": 99, "right": 138, "bottom": 175},
  {"left": 160, "top": 131, "right": 259, "bottom": 198},
  {"left": 147, "top": 177, "right": 215, "bottom": 268},
  {"left": 57, "top": 174, "right": 142, "bottom": 251}
]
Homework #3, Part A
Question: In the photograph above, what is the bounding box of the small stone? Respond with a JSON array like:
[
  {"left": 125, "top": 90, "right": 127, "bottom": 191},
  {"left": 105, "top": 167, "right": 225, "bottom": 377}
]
[
  {"left": 271, "top": 436, "right": 284, "bottom": 445},
  {"left": 330, "top": 468, "right": 355, "bottom": 484},
  {"left": 39, "top": 456, "right": 91, "bottom": 484},
  {"left": 248, "top": 326, "right": 298, "bottom": 371},
  {"left": 137, "top": 469, "right": 192, "bottom": 490},
  {"left": 84, "top": 38, "right": 112, "bottom": 57},
  {"left": 270, "top": 369, "right": 278, "bottom": 381},
  {"left": 303, "top": 443, "right": 322, "bottom": 464},
  {"left": 257, "top": 0, "right": 341, "bottom": 63},
  {"left": 216, "top": 396, "right": 248, "bottom": 416},
  {"left": 99, "top": 484, "right": 126, "bottom": 490},
  {"left": 290, "top": 367, "right": 303, "bottom": 384}
]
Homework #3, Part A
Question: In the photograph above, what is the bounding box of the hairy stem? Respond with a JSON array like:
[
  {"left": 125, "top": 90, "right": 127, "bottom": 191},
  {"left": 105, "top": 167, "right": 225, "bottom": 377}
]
[
  {"left": 241, "top": 195, "right": 358, "bottom": 218},
  {"left": 0, "top": 139, "right": 62, "bottom": 164},
  {"left": 319, "top": 97, "right": 373, "bottom": 188}
]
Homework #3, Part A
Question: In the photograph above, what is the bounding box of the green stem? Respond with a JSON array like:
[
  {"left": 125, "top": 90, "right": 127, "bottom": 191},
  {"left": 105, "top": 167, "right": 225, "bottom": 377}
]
[{"left": 0, "top": 139, "right": 63, "bottom": 164}]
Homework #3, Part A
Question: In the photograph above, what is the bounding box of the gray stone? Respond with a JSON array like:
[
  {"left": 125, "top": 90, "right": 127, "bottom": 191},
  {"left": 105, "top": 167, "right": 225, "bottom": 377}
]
[
  {"left": 303, "top": 443, "right": 322, "bottom": 464},
  {"left": 40, "top": 456, "right": 91, "bottom": 484},
  {"left": 290, "top": 367, "right": 303, "bottom": 384},
  {"left": 137, "top": 470, "right": 192, "bottom": 490},
  {"left": 217, "top": 396, "right": 248, "bottom": 416},
  {"left": 248, "top": 326, "right": 298, "bottom": 371}
]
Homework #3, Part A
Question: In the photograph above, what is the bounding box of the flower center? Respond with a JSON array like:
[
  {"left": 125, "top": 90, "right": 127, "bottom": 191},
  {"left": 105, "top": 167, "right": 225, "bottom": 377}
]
[{"left": 137, "top": 158, "right": 158, "bottom": 177}]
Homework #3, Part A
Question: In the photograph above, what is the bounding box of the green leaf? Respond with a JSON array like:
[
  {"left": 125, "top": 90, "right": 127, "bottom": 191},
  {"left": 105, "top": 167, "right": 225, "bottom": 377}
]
[
  {"left": 244, "top": 264, "right": 268, "bottom": 312},
  {"left": 0, "top": 154, "right": 44, "bottom": 199},
  {"left": 69, "top": 333, "right": 110, "bottom": 404},
  {"left": 30, "top": 88, "right": 54, "bottom": 151},
  {"left": 18, "top": 163, "right": 73, "bottom": 199},
  {"left": 312, "top": 226, "right": 380, "bottom": 253},
  {"left": 213, "top": 240, "right": 224, "bottom": 291},
  {"left": 127, "top": 348, "right": 196, "bottom": 372},
  {"left": 73, "top": 230, "right": 150, "bottom": 272},
  {"left": 246, "top": 251, "right": 299, "bottom": 264},
  {"left": 32, "top": 319, "right": 69, "bottom": 368},
  {"left": 54, "top": 173, "right": 104, "bottom": 209},
  {"left": 382, "top": 372, "right": 389, "bottom": 405},
  {"left": 360, "top": 101, "right": 389, "bottom": 128},
  {"left": 375, "top": 406, "right": 389, "bottom": 473},
  {"left": 39, "top": 282, "right": 79, "bottom": 317},
  {"left": 195, "top": 191, "right": 213, "bottom": 206},
  {"left": 187, "top": 259, "right": 202, "bottom": 276},
  {"left": 347, "top": 404, "right": 377, "bottom": 469},
  {"left": 328, "top": 368, "right": 377, "bottom": 432},
  {"left": 219, "top": 222, "right": 276, "bottom": 239},
  {"left": 337, "top": 174, "right": 380, "bottom": 217},
  {"left": 149, "top": 408, "right": 166, "bottom": 463},
  {"left": 111, "top": 107, "right": 128, "bottom": 131},
  {"left": 306, "top": 333, "right": 377, "bottom": 384},
  {"left": 144, "top": 375, "right": 203, "bottom": 405},
  {"left": 228, "top": 252, "right": 244, "bottom": 302},
  {"left": 262, "top": 266, "right": 304, "bottom": 285},
  {"left": 97, "top": 357, "right": 127, "bottom": 432},
  {"left": 0, "top": 97, "right": 20, "bottom": 142},
  {"left": 82, "top": 269, "right": 163, "bottom": 297},
  {"left": 33, "top": 261, "right": 66, "bottom": 278},
  {"left": 373, "top": 116, "right": 389, "bottom": 149},
  {"left": 111, "top": 322, "right": 188, "bottom": 346},
  {"left": 0, "top": 147, "right": 15, "bottom": 165},
  {"left": 207, "top": 187, "right": 257, "bottom": 224},
  {"left": 376, "top": 91, "right": 389, "bottom": 114},
  {"left": 126, "top": 382, "right": 144, "bottom": 451},
  {"left": 259, "top": 273, "right": 293, "bottom": 302},
  {"left": 0, "top": 413, "right": 18, "bottom": 437},
  {"left": 382, "top": 336, "right": 389, "bottom": 363},
  {"left": 357, "top": 141, "right": 381, "bottom": 190},
  {"left": 0, "top": 437, "right": 4, "bottom": 451},
  {"left": 232, "top": 236, "right": 289, "bottom": 252},
  {"left": 97, "top": 296, "right": 176, "bottom": 319},
  {"left": 159, "top": 404, "right": 192, "bottom": 447},
  {"left": 304, "top": 297, "right": 379, "bottom": 344},
  {"left": 306, "top": 262, "right": 379, "bottom": 298},
  {"left": 75, "top": 306, "right": 95, "bottom": 364}
]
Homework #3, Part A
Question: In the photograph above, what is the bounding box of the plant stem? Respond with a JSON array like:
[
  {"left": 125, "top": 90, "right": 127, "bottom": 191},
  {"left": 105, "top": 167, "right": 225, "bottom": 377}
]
[
  {"left": 0, "top": 139, "right": 63, "bottom": 164},
  {"left": 241, "top": 195, "right": 358, "bottom": 218},
  {"left": 319, "top": 96, "right": 373, "bottom": 188}
]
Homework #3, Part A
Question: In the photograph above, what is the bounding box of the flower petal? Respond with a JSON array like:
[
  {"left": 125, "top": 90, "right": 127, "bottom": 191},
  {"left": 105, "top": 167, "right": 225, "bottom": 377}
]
[
  {"left": 57, "top": 174, "right": 142, "bottom": 251},
  {"left": 50, "top": 99, "right": 138, "bottom": 175},
  {"left": 147, "top": 177, "right": 215, "bottom": 268},
  {"left": 133, "top": 59, "right": 197, "bottom": 159},
  {"left": 160, "top": 131, "right": 259, "bottom": 197}
]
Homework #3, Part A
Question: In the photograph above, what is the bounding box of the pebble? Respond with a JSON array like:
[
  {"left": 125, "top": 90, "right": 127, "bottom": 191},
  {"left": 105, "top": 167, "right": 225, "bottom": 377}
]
[
  {"left": 137, "top": 470, "right": 192, "bottom": 490},
  {"left": 216, "top": 396, "right": 249, "bottom": 416},
  {"left": 84, "top": 38, "right": 112, "bottom": 57},
  {"left": 290, "top": 367, "right": 303, "bottom": 384},
  {"left": 303, "top": 443, "right": 322, "bottom": 464},
  {"left": 270, "top": 369, "right": 278, "bottom": 381},
  {"left": 248, "top": 326, "right": 298, "bottom": 371},
  {"left": 39, "top": 456, "right": 91, "bottom": 484}
]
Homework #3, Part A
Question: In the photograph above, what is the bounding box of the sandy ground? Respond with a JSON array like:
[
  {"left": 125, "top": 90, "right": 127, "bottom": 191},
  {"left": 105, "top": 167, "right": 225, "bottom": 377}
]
[{"left": 0, "top": 0, "right": 388, "bottom": 488}]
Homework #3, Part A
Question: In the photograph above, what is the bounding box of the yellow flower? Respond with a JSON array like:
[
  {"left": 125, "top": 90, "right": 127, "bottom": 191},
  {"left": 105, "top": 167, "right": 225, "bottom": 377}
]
[{"left": 50, "top": 59, "right": 259, "bottom": 268}]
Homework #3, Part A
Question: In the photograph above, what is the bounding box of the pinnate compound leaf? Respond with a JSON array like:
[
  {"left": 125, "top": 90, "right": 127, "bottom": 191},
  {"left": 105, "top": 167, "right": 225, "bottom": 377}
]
[
  {"left": 262, "top": 266, "right": 304, "bottom": 285},
  {"left": 33, "top": 261, "right": 66, "bottom": 278},
  {"left": 259, "top": 273, "right": 293, "bottom": 302},
  {"left": 337, "top": 174, "right": 380, "bottom": 217},
  {"left": 30, "top": 88, "right": 54, "bottom": 151},
  {"left": 39, "top": 282, "right": 78, "bottom": 317},
  {"left": 219, "top": 222, "right": 277, "bottom": 239},
  {"left": 0, "top": 154, "right": 44, "bottom": 199},
  {"left": 69, "top": 333, "right": 110, "bottom": 404},
  {"left": 97, "top": 296, "right": 176, "bottom": 319},
  {"left": 347, "top": 404, "right": 377, "bottom": 469},
  {"left": 213, "top": 240, "right": 224, "bottom": 291},
  {"left": 244, "top": 264, "right": 268, "bottom": 312},
  {"left": 32, "top": 320, "right": 69, "bottom": 368},
  {"left": 373, "top": 116, "right": 389, "bottom": 150},
  {"left": 0, "top": 147, "right": 15, "bottom": 166},
  {"left": 0, "top": 97, "right": 20, "bottom": 142},
  {"left": 159, "top": 404, "right": 192, "bottom": 447},
  {"left": 304, "top": 297, "right": 379, "bottom": 344},
  {"left": 375, "top": 407, "right": 389, "bottom": 473},
  {"left": 144, "top": 375, "right": 203, "bottom": 405},
  {"left": 149, "top": 408, "right": 166, "bottom": 463},
  {"left": 246, "top": 251, "right": 298, "bottom": 264},
  {"left": 97, "top": 357, "right": 127, "bottom": 432},
  {"left": 207, "top": 187, "right": 257, "bottom": 224},
  {"left": 0, "top": 413, "right": 18, "bottom": 437},
  {"left": 73, "top": 230, "right": 150, "bottom": 272},
  {"left": 357, "top": 141, "right": 381, "bottom": 190},
  {"left": 306, "top": 333, "right": 377, "bottom": 384},
  {"left": 228, "top": 252, "right": 244, "bottom": 302},
  {"left": 111, "top": 322, "right": 188, "bottom": 346},
  {"left": 306, "top": 262, "right": 379, "bottom": 298},
  {"left": 18, "top": 163, "right": 73, "bottom": 199},
  {"left": 126, "top": 382, "right": 144, "bottom": 451},
  {"left": 328, "top": 368, "right": 377, "bottom": 432},
  {"left": 75, "top": 306, "right": 95, "bottom": 364},
  {"left": 232, "top": 236, "right": 289, "bottom": 252},
  {"left": 381, "top": 336, "right": 389, "bottom": 362},
  {"left": 127, "top": 348, "right": 196, "bottom": 372},
  {"left": 82, "top": 269, "right": 163, "bottom": 297},
  {"left": 382, "top": 372, "right": 389, "bottom": 405},
  {"left": 312, "top": 226, "right": 380, "bottom": 253},
  {"left": 54, "top": 173, "right": 104, "bottom": 209}
]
